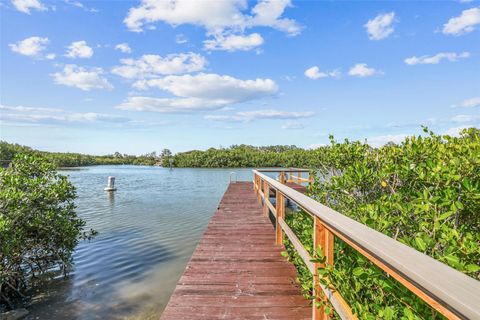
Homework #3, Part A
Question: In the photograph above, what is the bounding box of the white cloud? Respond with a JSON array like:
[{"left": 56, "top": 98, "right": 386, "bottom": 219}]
[
  {"left": 124, "top": 0, "right": 300, "bottom": 51},
  {"left": 11, "top": 0, "right": 46, "bottom": 13},
  {"left": 304, "top": 66, "right": 340, "bottom": 79},
  {"left": 0, "top": 104, "right": 63, "bottom": 113},
  {"left": 364, "top": 12, "right": 396, "bottom": 40},
  {"left": 124, "top": 0, "right": 300, "bottom": 34},
  {"left": 64, "top": 0, "right": 98, "bottom": 13},
  {"left": 116, "top": 96, "right": 228, "bottom": 113},
  {"left": 204, "top": 33, "right": 264, "bottom": 51},
  {"left": 176, "top": 34, "right": 188, "bottom": 44},
  {"left": 205, "top": 109, "right": 313, "bottom": 122},
  {"left": 1, "top": 112, "right": 129, "bottom": 124},
  {"left": 0, "top": 104, "right": 130, "bottom": 125},
  {"left": 248, "top": 0, "right": 301, "bottom": 35},
  {"left": 443, "top": 7, "right": 480, "bottom": 35},
  {"left": 457, "top": 97, "right": 480, "bottom": 108},
  {"left": 405, "top": 52, "right": 470, "bottom": 65},
  {"left": 52, "top": 64, "right": 113, "bottom": 91},
  {"left": 281, "top": 121, "right": 305, "bottom": 129},
  {"left": 118, "top": 74, "right": 278, "bottom": 113},
  {"left": 451, "top": 114, "right": 480, "bottom": 123},
  {"left": 133, "top": 73, "right": 278, "bottom": 101},
  {"left": 348, "top": 63, "right": 381, "bottom": 77},
  {"left": 444, "top": 125, "right": 475, "bottom": 136},
  {"left": 65, "top": 40, "right": 94, "bottom": 58},
  {"left": 111, "top": 53, "right": 206, "bottom": 79},
  {"left": 366, "top": 133, "right": 409, "bottom": 147},
  {"left": 115, "top": 43, "right": 132, "bottom": 53},
  {"left": 9, "top": 36, "right": 50, "bottom": 57}
]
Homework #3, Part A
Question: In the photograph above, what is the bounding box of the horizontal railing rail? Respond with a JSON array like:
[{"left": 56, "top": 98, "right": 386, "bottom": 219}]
[{"left": 253, "top": 169, "right": 480, "bottom": 320}]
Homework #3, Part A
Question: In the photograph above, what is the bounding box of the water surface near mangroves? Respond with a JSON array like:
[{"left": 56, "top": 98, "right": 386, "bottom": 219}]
[{"left": 27, "top": 166, "right": 272, "bottom": 320}]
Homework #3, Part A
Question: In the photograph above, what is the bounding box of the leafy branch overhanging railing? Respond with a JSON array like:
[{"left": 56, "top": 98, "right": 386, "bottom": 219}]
[{"left": 253, "top": 168, "right": 480, "bottom": 320}]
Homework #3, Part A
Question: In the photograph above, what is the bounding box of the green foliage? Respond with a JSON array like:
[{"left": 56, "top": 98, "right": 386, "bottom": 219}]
[
  {"left": 0, "top": 154, "right": 95, "bottom": 309},
  {"left": 282, "top": 128, "right": 480, "bottom": 319},
  {"left": 172, "top": 144, "right": 315, "bottom": 167},
  {"left": 0, "top": 141, "right": 160, "bottom": 167}
]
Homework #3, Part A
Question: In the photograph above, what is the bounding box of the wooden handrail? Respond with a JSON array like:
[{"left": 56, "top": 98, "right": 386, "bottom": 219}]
[{"left": 253, "top": 169, "right": 480, "bottom": 320}]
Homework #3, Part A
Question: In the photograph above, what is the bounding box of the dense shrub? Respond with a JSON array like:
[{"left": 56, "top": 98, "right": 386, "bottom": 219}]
[
  {"left": 283, "top": 128, "right": 480, "bottom": 319},
  {"left": 0, "top": 155, "right": 95, "bottom": 309}
]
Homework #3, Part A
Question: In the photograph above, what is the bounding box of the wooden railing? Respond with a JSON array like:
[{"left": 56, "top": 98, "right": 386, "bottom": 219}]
[{"left": 253, "top": 169, "right": 480, "bottom": 320}]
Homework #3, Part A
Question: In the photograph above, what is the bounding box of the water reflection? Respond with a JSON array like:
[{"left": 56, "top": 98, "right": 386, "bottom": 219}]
[{"left": 106, "top": 191, "right": 115, "bottom": 207}]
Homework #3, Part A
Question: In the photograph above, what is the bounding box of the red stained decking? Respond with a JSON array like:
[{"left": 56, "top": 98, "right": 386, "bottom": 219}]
[{"left": 160, "top": 181, "right": 311, "bottom": 320}]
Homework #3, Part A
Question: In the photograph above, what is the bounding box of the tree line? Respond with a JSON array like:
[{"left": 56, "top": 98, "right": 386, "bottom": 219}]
[{"left": 0, "top": 141, "right": 173, "bottom": 167}]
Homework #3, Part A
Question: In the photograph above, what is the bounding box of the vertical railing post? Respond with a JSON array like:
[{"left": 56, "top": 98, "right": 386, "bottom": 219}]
[
  {"left": 280, "top": 171, "right": 286, "bottom": 184},
  {"left": 313, "top": 216, "right": 334, "bottom": 320},
  {"left": 297, "top": 171, "right": 301, "bottom": 183},
  {"left": 289, "top": 169, "right": 293, "bottom": 182},
  {"left": 263, "top": 180, "right": 269, "bottom": 216},
  {"left": 256, "top": 175, "right": 262, "bottom": 205},
  {"left": 275, "top": 191, "right": 285, "bottom": 245}
]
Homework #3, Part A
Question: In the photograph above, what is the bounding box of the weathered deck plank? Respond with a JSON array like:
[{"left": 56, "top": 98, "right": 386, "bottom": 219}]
[{"left": 160, "top": 182, "right": 311, "bottom": 320}]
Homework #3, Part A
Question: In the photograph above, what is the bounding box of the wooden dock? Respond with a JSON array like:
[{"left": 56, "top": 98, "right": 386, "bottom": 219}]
[{"left": 160, "top": 181, "right": 311, "bottom": 320}]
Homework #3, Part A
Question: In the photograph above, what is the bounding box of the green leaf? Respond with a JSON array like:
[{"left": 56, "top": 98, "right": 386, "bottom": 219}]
[
  {"left": 414, "top": 237, "right": 426, "bottom": 251},
  {"left": 465, "top": 264, "right": 480, "bottom": 273},
  {"left": 438, "top": 211, "right": 455, "bottom": 221},
  {"left": 352, "top": 267, "right": 364, "bottom": 276},
  {"left": 403, "top": 307, "right": 414, "bottom": 320}
]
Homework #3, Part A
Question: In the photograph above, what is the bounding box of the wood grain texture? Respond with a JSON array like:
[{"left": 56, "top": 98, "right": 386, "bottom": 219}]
[{"left": 160, "top": 182, "right": 311, "bottom": 320}]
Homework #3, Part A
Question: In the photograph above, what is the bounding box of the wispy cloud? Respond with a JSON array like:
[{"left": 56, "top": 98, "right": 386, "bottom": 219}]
[
  {"left": 451, "top": 114, "right": 480, "bottom": 123},
  {"left": 204, "top": 109, "right": 313, "bottom": 122},
  {"left": 453, "top": 97, "right": 480, "bottom": 108},
  {"left": 0, "top": 104, "right": 131, "bottom": 126},
  {"left": 64, "top": 0, "right": 98, "bottom": 13},
  {"left": 405, "top": 51, "right": 470, "bottom": 65},
  {"left": 281, "top": 121, "right": 305, "bottom": 129}
]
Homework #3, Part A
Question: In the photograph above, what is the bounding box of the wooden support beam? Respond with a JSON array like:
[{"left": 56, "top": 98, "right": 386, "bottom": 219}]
[
  {"left": 279, "top": 171, "right": 286, "bottom": 184},
  {"left": 263, "top": 180, "right": 269, "bottom": 217},
  {"left": 275, "top": 192, "right": 285, "bottom": 245},
  {"left": 313, "top": 216, "right": 334, "bottom": 320},
  {"left": 256, "top": 175, "right": 262, "bottom": 205}
]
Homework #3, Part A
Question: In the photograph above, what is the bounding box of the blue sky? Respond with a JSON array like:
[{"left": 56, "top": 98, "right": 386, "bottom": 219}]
[{"left": 0, "top": 0, "right": 479, "bottom": 154}]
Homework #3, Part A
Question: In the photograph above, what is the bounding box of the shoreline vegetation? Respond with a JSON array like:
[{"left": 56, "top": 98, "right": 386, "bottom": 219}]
[{"left": 0, "top": 141, "right": 171, "bottom": 167}]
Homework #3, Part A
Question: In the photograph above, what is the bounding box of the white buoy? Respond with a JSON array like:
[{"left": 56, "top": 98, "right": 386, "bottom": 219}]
[{"left": 104, "top": 176, "right": 117, "bottom": 191}]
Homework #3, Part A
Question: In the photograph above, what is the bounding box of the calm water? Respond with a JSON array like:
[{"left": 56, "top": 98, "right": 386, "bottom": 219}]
[{"left": 27, "top": 166, "right": 268, "bottom": 320}]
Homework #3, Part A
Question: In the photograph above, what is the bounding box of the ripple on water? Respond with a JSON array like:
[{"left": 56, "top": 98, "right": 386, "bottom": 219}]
[{"left": 26, "top": 166, "right": 255, "bottom": 320}]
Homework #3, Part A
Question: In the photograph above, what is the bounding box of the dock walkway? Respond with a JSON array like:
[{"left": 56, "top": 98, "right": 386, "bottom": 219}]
[{"left": 160, "top": 181, "right": 310, "bottom": 319}]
